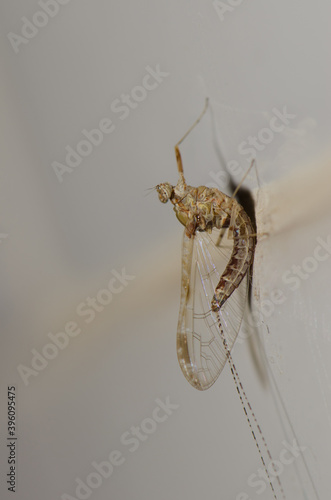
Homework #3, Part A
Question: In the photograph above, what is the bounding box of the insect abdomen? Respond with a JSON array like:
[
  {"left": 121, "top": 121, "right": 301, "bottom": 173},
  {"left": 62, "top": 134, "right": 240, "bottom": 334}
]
[{"left": 211, "top": 205, "right": 255, "bottom": 311}]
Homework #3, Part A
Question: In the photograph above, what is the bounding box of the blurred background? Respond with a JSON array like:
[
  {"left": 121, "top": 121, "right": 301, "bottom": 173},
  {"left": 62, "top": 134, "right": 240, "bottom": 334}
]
[{"left": 1, "top": 1, "right": 331, "bottom": 499}]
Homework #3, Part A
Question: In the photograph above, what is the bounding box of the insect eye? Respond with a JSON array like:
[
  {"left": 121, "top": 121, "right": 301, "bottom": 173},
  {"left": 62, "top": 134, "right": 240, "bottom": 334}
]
[{"left": 156, "top": 183, "right": 172, "bottom": 203}]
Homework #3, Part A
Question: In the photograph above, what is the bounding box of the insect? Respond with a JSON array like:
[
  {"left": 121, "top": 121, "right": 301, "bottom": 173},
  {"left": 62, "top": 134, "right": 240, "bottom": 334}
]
[
  {"left": 155, "top": 100, "right": 287, "bottom": 500},
  {"left": 156, "top": 98, "right": 255, "bottom": 390}
]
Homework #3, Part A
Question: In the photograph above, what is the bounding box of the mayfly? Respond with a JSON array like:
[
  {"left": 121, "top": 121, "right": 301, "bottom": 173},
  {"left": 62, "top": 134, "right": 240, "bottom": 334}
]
[
  {"left": 156, "top": 98, "right": 255, "bottom": 391},
  {"left": 155, "top": 100, "right": 286, "bottom": 500}
]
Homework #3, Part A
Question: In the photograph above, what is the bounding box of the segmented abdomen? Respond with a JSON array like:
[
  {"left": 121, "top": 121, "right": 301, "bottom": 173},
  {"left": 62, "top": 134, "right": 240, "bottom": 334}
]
[{"left": 211, "top": 203, "right": 255, "bottom": 311}]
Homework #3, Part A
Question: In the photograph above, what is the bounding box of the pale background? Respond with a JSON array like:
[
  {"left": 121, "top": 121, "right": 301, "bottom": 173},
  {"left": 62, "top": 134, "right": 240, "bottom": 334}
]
[{"left": 1, "top": 1, "right": 331, "bottom": 499}]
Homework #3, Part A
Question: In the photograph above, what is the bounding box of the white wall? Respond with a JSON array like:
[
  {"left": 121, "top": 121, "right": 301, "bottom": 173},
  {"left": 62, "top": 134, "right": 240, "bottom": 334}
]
[{"left": 1, "top": 1, "right": 330, "bottom": 499}]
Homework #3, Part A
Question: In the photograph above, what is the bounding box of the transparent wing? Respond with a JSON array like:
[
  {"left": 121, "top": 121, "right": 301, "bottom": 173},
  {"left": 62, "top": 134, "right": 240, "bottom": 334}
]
[{"left": 177, "top": 228, "right": 248, "bottom": 391}]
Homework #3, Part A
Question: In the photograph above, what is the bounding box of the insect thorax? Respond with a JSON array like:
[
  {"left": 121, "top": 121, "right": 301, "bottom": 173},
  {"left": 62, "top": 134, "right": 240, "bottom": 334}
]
[{"left": 171, "top": 184, "right": 234, "bottom": 236}]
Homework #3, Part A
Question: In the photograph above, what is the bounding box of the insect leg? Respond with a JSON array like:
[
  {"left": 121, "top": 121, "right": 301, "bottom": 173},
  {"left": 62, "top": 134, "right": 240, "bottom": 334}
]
[
  {"left": 231, "top": 158, "right": 256, "bottom": 199},
  {"left": 215, "top": 219, "right": 231, "bottom": 247},
  {"left": 174, "top": 98, "right": 209, "bottom": 178}
]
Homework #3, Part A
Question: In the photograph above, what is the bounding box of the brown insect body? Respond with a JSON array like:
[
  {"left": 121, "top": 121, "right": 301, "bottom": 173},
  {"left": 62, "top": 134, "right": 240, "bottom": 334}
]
[
  {"left": 157, "top": 173, "right": 255, "bottom": 312},
  {"left": 155, "top": 99, "right": 259, "bottom": 391}
]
